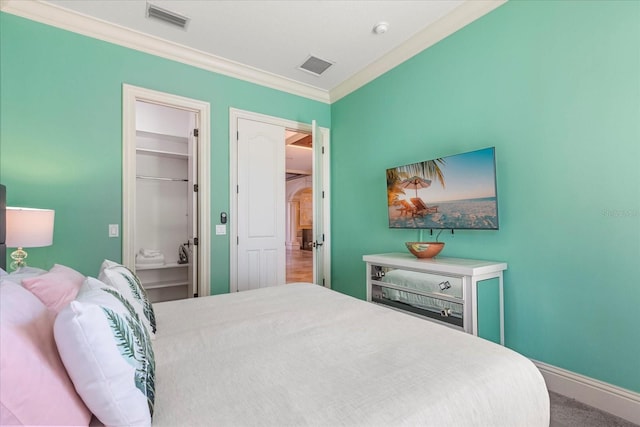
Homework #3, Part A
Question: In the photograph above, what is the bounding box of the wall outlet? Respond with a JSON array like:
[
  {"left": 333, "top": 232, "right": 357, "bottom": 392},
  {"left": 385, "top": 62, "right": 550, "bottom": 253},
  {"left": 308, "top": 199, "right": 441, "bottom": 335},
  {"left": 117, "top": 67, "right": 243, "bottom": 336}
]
[{"left": 109, "top": 224, "right": 119, "bottom": 237}]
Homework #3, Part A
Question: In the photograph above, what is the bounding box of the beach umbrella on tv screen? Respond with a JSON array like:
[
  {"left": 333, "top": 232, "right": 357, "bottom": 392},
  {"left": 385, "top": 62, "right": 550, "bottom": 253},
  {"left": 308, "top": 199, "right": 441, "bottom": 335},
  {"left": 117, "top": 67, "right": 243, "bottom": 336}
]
[{"left": 400, "top": 176, "right": 431, "bottom": 198}]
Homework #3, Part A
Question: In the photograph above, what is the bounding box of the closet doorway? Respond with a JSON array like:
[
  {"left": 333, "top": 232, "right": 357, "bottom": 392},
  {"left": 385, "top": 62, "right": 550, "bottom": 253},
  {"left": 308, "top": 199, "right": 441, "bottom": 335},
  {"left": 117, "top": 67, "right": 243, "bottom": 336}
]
[{"left": 122, "top": 85, "right": 211, "bottom": 301}]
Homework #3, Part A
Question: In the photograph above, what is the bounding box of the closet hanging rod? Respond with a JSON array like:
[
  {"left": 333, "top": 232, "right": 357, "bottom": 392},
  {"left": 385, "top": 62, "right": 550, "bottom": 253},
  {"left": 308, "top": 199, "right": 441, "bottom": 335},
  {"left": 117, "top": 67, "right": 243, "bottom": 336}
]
[{"left": 136, "top": 175, "right": 188, "bottom": 182}]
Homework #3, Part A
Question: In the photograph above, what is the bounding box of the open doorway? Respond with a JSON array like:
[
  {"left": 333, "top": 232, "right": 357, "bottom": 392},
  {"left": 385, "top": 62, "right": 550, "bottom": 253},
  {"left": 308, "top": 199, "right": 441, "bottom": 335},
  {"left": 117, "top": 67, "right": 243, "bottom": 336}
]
[
  {"left": 229, "top": 108, "right": 330, "bottom": 292},
  {"left": 285, "top": 130, "right": 313, "bottom": 283},
  {"left": 122, "top": 84, "right": 211, "bottom": 299},
  {"left": 132, "top": 101, "right": 197, "bottom": 303}
]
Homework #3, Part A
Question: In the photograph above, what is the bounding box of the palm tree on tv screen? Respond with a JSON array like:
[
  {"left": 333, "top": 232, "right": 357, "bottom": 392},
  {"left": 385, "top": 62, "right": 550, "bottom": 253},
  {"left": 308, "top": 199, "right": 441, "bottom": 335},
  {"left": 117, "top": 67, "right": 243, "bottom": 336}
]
[{"left": 387, "top": 159, "right": 446, "bottom": 205}]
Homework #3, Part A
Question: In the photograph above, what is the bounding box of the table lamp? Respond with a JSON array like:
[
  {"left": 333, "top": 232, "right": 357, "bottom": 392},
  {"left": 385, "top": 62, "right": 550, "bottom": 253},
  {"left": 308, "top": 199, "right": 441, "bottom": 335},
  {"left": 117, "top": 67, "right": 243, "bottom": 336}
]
[{"left": 6, "top": 207, "right": 55, "bottom": 270}]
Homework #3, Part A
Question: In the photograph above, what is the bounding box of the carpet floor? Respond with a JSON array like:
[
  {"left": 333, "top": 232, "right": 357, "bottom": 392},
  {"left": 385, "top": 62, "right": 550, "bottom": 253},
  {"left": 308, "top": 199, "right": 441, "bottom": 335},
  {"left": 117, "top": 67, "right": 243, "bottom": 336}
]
[{"left": 550, "top": 391, "right": 638, "bottom": 427}]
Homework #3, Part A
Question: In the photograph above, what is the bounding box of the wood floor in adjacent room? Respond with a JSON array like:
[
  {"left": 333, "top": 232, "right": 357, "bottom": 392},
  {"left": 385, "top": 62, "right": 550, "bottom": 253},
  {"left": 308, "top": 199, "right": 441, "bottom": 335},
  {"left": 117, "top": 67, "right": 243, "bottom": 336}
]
[{"left": 286, "top": 249, "right": 313, "bottom": 283}]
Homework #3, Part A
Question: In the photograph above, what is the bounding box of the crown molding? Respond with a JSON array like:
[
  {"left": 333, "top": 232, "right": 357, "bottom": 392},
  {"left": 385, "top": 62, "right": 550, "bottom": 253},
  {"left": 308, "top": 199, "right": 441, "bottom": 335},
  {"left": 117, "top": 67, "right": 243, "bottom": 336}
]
[
  {"left": 0, "top": 0, "right": 331, "bottom": 104},
  {"left": 329, "top": 0, "right": 507, "bottom": 103},
  {"left": 1, "top": 0, "right": 505, "bottom": 105}
]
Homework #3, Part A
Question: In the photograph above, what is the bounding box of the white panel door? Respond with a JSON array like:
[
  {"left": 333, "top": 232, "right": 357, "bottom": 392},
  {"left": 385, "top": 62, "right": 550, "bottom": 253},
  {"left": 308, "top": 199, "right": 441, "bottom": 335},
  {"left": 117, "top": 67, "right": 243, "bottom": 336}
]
[
  {"left": 311, "top": 120, "right": 325, "bottom": 286},
  {"left": 237, "top": 118, "right": 286, "bottom": 291},
  {"left": 187, "top": 115, "right": 198, "bottom": 297}
]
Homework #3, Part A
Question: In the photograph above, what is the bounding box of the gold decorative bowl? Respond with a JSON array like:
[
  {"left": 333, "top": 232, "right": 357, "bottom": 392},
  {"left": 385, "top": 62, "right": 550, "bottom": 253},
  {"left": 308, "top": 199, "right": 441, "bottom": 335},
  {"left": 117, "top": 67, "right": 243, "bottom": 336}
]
[{"left": 405, "top": 242, "right": 445, "bottom": 259}]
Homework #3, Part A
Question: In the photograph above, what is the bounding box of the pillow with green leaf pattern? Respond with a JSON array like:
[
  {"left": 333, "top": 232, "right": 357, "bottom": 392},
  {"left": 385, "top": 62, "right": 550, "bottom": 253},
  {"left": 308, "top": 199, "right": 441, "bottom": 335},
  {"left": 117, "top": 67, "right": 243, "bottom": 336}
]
[
  {"left": 54, "top": 277, "right": 155, "bottom": 426},
  {"left": 99, "top": 260, "right": 156, "bottom": 338}
]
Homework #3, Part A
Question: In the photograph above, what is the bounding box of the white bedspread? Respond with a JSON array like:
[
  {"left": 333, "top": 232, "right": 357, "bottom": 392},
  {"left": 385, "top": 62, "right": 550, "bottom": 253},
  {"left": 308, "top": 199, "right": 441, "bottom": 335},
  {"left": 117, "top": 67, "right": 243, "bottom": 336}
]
[{"left": 152, "top": 283, "right": 549, "bottom": 426}]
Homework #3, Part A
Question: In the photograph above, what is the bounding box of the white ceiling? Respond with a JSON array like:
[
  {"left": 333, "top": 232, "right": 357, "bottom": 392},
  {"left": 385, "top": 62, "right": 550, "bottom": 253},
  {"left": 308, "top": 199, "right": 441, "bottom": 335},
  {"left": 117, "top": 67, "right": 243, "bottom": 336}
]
[
  {"left": 42, "top": 0, "right": 463, "bottom": 91},
  {"left": 2, "top": 0, "right": 504, "bottom": 102}
]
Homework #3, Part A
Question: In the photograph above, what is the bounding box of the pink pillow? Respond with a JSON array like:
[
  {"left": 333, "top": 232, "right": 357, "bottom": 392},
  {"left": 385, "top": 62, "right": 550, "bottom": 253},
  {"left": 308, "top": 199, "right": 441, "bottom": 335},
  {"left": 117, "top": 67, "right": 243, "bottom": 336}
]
[
  {"left": 21, "top": 264, "right": 85, "bottom": 312},
  {"left": 0, "top": 280, "right": 92, "bottom": 426}
]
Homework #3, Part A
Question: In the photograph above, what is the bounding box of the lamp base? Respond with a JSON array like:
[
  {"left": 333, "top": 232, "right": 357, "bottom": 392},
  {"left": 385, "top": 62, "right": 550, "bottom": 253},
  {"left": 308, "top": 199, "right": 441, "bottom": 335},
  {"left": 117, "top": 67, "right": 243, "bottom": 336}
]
[{"left": 10, "top": 247, "right": 28, "bottom": 271}]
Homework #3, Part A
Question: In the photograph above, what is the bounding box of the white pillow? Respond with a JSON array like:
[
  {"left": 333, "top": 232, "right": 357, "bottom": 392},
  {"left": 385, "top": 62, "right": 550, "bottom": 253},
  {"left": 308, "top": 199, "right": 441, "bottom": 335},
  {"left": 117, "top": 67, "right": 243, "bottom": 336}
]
[
  {"left": 0, "top": 266, "right": 46, "bottom": 284},
  {"left": 98, "top": 260, "right": 156, "bottom": 338},
  {"left": 98, "top": 259, "right": 119, "bottom": 276},
  {"left": 54, "top": 278, "right": 155, "bottom": 427}
]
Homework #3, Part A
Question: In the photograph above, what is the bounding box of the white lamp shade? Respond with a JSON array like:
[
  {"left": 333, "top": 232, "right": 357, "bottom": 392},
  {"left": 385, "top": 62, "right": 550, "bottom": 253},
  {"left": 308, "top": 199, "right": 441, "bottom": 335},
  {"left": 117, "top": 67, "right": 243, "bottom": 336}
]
[{"left": 6, "top": 207, "right": 55, "bottom": 248}]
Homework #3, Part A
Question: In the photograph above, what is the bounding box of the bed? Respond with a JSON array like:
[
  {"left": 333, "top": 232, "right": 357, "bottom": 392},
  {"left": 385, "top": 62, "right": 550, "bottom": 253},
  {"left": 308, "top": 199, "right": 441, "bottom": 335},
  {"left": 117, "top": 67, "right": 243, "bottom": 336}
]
[
  {"left": 0, "top": 187, "right": 549, "bottom": 426},
  {"left": 150, "top": 283, "right": 549, "bottom": 426}
]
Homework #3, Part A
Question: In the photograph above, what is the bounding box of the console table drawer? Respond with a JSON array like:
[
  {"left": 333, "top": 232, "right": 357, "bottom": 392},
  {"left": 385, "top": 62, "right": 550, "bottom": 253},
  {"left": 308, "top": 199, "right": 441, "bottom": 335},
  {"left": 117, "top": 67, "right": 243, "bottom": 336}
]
[
  {"left": 370, "top": 264, "right": 463, "bottom": 299},
  {"left": 371, "top": 283, "right": 464, "bottom": 328},
  {"left": 364, "top": 253, "right": 507, "bottom": 344}
]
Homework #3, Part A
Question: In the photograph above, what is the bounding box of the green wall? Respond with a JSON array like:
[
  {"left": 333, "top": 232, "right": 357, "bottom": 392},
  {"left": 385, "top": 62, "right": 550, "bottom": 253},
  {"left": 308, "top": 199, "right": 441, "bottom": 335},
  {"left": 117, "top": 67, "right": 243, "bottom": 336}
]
[
  {"left": 0, "top": 12, "right": 330, "bottom": 295},
  {"left": 2, "top": 0, "right": 639, "bottom": 395},
  {"left": 331, "top": 0, "right": 640, "bottom": 392}
]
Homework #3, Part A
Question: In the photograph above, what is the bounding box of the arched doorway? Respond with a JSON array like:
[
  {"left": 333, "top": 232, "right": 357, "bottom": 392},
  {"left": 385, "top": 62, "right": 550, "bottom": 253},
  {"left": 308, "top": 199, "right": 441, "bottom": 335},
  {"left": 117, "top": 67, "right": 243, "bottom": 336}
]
[{"left": 286, "top": 185, "right": 313, "bottom": 283}]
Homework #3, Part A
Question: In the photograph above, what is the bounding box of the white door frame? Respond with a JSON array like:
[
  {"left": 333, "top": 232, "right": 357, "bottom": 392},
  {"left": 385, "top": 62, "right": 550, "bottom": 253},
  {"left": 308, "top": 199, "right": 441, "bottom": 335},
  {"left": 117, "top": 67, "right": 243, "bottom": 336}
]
[
  {"left": 122, "top": 84, "right": 211, "bottom": 297},
  {"left": 229, "top": 108, "right": 331, "bottom": 292}
]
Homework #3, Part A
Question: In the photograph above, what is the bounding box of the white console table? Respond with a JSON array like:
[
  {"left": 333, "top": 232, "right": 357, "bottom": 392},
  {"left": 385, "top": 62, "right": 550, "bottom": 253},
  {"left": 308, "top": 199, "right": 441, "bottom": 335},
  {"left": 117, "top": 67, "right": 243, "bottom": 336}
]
[{"left": 363, "top": 253, "right": 507, "bottom": 345}]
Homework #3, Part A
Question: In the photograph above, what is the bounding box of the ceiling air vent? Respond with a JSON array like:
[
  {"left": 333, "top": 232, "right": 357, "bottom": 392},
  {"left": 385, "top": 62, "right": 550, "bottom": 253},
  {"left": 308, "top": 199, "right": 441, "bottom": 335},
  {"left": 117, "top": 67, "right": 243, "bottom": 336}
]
[
  {"left": 146, "top": 2, "right": 190, "bottom": 29},
  {"left": 298, "top": 55, "right": 334, "bottom": 76}
]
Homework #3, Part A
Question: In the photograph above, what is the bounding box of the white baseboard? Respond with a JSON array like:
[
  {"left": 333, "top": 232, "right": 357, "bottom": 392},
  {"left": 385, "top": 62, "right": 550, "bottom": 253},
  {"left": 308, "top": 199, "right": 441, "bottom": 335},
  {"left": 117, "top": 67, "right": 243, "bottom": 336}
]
[{"left": 533, "top": 360, "right": 640, "bottom": 425}]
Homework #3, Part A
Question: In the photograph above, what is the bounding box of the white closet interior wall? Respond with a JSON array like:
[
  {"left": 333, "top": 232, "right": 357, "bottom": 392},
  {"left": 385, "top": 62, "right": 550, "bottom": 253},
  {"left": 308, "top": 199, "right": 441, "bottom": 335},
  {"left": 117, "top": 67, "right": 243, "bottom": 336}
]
[
  {"left": 135, "top": 101, "right": 195, "bottom": 302},
  {"left": 136, "top": 149, "right": 188, "bottom": 263}
]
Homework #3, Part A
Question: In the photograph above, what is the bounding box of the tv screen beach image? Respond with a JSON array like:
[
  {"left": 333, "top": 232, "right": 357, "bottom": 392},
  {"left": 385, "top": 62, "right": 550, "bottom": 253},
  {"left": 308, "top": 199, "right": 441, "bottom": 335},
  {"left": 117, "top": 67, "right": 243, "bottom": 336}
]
[{"left": 387, "top": 147, "right": 499, "bottom": 230}]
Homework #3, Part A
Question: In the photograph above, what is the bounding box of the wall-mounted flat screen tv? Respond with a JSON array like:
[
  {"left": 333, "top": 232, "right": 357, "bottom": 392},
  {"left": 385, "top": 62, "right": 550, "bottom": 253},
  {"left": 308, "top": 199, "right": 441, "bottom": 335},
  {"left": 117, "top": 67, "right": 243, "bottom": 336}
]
[{"left": 386, "top": 147, "right": 499, "bottom": 230}]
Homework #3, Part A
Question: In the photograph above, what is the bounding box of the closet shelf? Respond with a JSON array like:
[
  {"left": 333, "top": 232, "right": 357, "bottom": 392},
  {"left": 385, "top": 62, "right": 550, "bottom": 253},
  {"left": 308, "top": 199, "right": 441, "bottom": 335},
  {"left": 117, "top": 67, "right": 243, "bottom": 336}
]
[
  {"left": 143, "top": 280, "right": 189, "bottom": 290},
  {"left": 136, "top": 263, "right": 189, "bottom": 271},
  {"left": 136, "top": 175, "right": 188, "bottom": 182},
  {"left": 136, "top": 147, "right": 188, "bottom": 159}
]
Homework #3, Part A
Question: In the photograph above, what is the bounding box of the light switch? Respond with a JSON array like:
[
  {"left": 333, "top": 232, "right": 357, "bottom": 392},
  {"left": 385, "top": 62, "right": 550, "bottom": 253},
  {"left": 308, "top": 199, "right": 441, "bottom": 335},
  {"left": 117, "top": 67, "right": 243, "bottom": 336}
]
[
  {"left": 215, "top": 224, "right": 226, "bottom": 235},
  {"left": 109, "top": 224, "right": 119, "bottom": 237}
]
